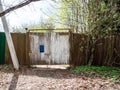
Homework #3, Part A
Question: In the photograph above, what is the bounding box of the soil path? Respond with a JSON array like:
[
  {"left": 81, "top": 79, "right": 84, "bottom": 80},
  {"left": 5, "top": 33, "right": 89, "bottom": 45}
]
[{"left": 0, "top": 65, "right": 120, "bottom": 90}]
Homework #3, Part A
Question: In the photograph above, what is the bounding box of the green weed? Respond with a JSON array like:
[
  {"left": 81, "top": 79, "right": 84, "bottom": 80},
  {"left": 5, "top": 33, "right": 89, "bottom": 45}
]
[{"left": 72, "top": 66, "right": 120, "bottom": 83}]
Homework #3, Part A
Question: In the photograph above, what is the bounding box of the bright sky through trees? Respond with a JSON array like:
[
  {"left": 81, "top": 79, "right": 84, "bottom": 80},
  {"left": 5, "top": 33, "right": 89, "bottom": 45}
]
[{"left": 0, "top": 0, "right": 58, "bottom": 31}]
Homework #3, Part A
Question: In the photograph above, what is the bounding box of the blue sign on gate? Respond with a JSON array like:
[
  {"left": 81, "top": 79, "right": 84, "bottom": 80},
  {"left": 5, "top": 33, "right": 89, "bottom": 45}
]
[{"left": 39, "top": 45, "right": 44, "bottom": 53}]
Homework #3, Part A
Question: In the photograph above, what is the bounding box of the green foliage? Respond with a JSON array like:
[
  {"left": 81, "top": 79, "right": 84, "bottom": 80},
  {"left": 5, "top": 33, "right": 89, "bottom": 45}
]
[
  {"left": 60, "top": 0, "right": 120, "bottom": 33},
  {"left": 88, "top": 0, "right": 120, "bottom": 35},
  {"left": 60, "top": 0, "right": 72, "bottom": 23},
  {"left": 60, "top": 0, "right": 88, "bottom": 32},
  {"left": 59, "top": 0, "right": 120, "bottom": 66},
  {"left": 86, "top": 0, "right": 120, "bottom": 65},
  {"left": 72, "top": 66, "right": 120, "bottom": 83},
  {"left": 30, "top": 18, "right": 55, "bottom": 29}
]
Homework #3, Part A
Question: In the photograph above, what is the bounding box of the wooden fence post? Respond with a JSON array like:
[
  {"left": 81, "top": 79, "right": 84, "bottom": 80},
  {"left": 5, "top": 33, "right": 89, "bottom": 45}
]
[
  {"left": 26, "top": 30, "right": 30, "bottom": 66},
  {"left": 69, "top": 30, "right": 73, "bottom": 66}
]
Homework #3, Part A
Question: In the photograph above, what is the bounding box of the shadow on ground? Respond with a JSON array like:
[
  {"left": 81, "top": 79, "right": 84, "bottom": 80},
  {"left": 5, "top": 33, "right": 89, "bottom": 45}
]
[
  {"left": 0, "top": 65, "right": 76, "bottom": 79},
  {"left": 1, "top": 65, "right": 75, "bottom": 90},
  {"left": 0, "top": 65, "right": 119, "bottom": 90},
  {"left": 8, "top": 73, "right": 19, "bottom": 90}
]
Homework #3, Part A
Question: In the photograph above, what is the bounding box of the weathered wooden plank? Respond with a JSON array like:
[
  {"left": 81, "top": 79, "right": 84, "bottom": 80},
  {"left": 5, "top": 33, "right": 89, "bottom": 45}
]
[
  {"left": 29, "top": 32, "right": 70, "bottom": 65},
  {"left": 5, "top": 33, "right": 27, "bottom": 65}
]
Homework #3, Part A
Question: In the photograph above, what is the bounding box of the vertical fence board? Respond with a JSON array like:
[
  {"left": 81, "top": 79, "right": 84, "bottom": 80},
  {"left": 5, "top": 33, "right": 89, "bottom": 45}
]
[
  {"left": 5, "top": 32, "right": 120, "bottom": 66},
  {"left": 5, "top": 33, "right": 27, "bottom": 65},
  {"left": 70, "top": 33, "right": 88, "bottom": 66},
  {"left": 29, "top": 32, "right": 70, "bottom": 65},
  {"left": 70, "top": 34, "right": 120, "bottom": 67}
]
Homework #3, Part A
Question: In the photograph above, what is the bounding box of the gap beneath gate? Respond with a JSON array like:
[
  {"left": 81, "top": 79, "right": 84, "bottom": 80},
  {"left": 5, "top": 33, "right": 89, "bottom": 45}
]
[{"left": 31, "top": 65, "right": 70, "bottom": 70}]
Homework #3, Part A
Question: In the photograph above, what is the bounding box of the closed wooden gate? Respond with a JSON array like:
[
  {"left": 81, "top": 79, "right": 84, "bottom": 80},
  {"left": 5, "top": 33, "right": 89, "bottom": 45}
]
[
  {"left": 0, "top": 32, "right": 6, "bottom": 64},
  {"left": 29, "top": 32, "right": 70, "bottom": 65}
]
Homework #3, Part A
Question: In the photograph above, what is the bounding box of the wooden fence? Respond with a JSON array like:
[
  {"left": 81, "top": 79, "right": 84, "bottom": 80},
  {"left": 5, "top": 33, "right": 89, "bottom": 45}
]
[
  {"left": 5, "top": 32, "right": 120, "bottom": 67},
  {"left": 69, "top": 33, "right": 88, "bottom": 66},
  {"left": 5, "top": 32, "right": 70, "bottom": 65},
  {"left": 70, "top": 33, "right": 120, "bottom": 67},
  {"left": 5, "top": 33, "right": 28, "bottom": 65},
  {"left": 29, "top": 32, "right": 70, "bottom": 65}
]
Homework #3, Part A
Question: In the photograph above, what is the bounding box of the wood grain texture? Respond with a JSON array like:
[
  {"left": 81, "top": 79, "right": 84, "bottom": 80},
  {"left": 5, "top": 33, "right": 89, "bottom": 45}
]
[
  {"left": 29, "top": 32, "right": 70, "bottom": 65},
  {"left": 5, "top": 33, "right": 26, "bottom": 65}
]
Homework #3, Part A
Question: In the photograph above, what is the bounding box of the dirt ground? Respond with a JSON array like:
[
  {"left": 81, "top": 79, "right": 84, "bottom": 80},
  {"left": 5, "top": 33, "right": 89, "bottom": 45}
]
[{"left": 0, "top": 65, "right": 120, "bottom": 90}]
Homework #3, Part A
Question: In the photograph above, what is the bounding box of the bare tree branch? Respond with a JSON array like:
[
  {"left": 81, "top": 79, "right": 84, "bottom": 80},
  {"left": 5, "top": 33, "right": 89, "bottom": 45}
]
[{"left": 0, "top": 0, "right": 42, "bottom": 17}]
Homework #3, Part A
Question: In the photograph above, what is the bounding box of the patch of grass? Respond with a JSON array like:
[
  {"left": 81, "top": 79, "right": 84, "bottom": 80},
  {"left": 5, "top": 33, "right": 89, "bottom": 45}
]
[{"left": 72, "top": 66, "right": 120, "bottom": 83}]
